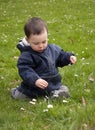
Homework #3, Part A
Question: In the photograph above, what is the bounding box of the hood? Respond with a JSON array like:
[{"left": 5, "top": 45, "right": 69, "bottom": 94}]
[{"left": 17, "top": 37, "right": 32, "bottom": 53}]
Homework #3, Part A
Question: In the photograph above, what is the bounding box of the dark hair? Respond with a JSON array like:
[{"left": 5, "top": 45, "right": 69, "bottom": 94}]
[{"left": 24, "top": 17, "right": 48, "bottom": 38}]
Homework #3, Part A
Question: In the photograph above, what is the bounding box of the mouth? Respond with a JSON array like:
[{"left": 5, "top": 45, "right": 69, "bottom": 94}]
[{"left": 38, "top": 50, "right": 44, "bottom": 53}]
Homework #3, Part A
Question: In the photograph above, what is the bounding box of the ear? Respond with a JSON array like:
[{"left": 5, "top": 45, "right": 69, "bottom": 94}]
[{"left": 26, "top": 36, "right": 30, "bottom": 43}]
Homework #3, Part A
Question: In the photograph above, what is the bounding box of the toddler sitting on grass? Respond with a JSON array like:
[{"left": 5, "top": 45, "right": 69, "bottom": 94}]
[{"left": 11, "top": 17, "right": 77, "bottom": 100}]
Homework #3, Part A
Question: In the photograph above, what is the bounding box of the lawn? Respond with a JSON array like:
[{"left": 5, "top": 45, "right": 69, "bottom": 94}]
[{"left": 0, "top": 0, "right": 95, "bottom": 130}]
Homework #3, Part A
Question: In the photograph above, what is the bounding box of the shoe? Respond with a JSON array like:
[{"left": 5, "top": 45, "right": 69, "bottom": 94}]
[
  {"left": 10, "top": 87, "right": 28, "bottom": 99},
  {"left": 50, "top": 85, "right": 70, "bottom": 99},
  {"left": 11, "top": 88, "right": 17, "bottom": 98}
]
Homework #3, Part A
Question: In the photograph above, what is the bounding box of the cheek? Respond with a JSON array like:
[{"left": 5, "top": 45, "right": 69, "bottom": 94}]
[
  {"left": 44, "top": 44, "right": 47, "bottom": 48},
  {"left": 44, "top": 43, "right": 48, "bottom": 48},
  {"left": 30, "top": 44, "right": 37, "bottom": 50}
]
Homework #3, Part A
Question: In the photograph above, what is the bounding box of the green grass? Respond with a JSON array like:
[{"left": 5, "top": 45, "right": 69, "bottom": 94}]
[{"left": 0, "top": 0, "right": 95, "bottom": 129}]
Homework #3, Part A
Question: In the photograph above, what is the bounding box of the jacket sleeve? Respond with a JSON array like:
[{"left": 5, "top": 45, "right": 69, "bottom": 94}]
[
  {"left": 17, "top": 52, "right": 40, "bottom": 87},
  {"left": 56, "top": 49, "right": 74, "bottom": 67}
]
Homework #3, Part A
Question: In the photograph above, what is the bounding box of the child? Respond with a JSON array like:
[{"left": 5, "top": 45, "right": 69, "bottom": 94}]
[{"left": 11, "top": 17, "right": 77, "bottom": 100}]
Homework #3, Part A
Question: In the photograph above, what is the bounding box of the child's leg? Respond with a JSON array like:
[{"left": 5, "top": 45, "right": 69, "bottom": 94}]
[
  {"left": 11, "top": 88, "right": 29, "bottom": 100},
  {"left": 50, "top": 85, "right": 70, "bottom": 99}
]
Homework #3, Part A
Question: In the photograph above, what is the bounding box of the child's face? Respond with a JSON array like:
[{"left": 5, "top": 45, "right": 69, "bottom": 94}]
[{"left": 27, "top": 29, "right": 48, "bottom": 53}]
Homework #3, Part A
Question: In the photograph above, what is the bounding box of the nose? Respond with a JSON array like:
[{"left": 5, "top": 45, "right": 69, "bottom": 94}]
[{"left": 39, "top": 43, "right": 43, "bottom": 48}]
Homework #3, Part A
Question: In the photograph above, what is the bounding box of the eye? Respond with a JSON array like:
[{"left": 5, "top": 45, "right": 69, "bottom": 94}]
[
  {"left": 42, "top": 40, "right": 46, "bottom": 44},
  {"left": 33, "top": 42, "right": 39, "bottom": 45}
]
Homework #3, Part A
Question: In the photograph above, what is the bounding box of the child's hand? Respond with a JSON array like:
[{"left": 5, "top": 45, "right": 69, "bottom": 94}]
[
  {"left": 35, "top": 78, "right": 48, "bottom": 89},
  {"left": 70, "top": 55, "right": 77, "bottom": 64}
]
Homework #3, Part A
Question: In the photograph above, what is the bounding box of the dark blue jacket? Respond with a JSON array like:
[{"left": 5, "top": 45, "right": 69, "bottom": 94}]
[{"left": 17, "top": 39, "right": 74, "bottom": 98}]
